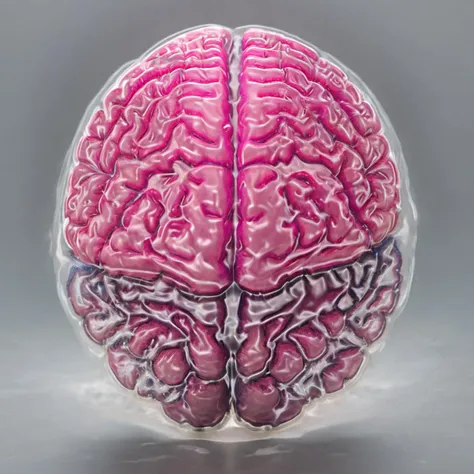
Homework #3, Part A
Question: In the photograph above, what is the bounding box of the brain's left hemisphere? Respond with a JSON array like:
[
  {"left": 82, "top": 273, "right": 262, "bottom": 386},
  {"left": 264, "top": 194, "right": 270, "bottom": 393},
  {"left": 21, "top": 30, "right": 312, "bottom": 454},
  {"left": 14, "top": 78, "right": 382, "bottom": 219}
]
[
  {"left": 64, "top": 27, "right": 235, "bottom": 296},
  {"left": 68, "top": 266, "right": 230, "bottom": 428}
]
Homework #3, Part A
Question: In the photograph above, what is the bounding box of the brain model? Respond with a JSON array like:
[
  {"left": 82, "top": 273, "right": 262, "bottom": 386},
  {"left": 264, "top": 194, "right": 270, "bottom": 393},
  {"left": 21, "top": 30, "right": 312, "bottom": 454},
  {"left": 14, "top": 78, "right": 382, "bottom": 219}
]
[{"left": 55, "top": 25, "right": 416, "bottom": 431}]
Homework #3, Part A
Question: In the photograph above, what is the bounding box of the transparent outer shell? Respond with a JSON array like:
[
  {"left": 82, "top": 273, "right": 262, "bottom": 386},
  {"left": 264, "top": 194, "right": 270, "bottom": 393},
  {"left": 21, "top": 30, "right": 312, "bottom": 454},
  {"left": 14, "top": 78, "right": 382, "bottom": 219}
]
[{"left": 53, "top": 24, "right": 417, "bottom": 440}]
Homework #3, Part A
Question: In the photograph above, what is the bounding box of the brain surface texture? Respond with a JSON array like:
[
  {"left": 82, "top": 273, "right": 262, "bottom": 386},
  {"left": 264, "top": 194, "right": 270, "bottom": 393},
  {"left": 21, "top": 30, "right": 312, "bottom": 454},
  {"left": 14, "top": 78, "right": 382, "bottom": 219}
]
[{"left": 56, "top": 26, "right": 416, "bottom": 432}]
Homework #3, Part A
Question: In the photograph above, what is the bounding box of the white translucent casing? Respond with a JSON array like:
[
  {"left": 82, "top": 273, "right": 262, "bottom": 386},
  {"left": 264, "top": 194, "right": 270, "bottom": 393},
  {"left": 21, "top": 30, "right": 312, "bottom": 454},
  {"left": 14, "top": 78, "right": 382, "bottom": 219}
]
[{"left": 53, "top": 24, "right": 417, "bottom": 441}]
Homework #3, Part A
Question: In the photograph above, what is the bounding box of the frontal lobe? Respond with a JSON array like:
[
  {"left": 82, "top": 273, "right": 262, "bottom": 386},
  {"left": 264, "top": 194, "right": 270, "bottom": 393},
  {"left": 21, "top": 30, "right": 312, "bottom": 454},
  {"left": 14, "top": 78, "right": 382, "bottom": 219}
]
[
  {"left": 67, "top": 266, "right": 230, "bottom": 428},
  {"left": 234, "top": 239, "right": 402, "bottom": 427},
  {"left": 64, "top": 27, "right": 234, "bottom": 295},
  {"left": 236, "top": 29, "right": 400, "bottom": 293}
]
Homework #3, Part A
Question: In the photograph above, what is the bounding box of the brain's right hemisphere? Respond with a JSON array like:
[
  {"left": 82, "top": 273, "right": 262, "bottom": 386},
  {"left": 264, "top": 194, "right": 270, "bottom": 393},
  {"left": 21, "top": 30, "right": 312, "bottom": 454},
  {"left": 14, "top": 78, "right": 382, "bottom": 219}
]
[
  {"left": 236, "top": 30, "right": 399, "bottom": 293},
  {"left": 57, "top": 26, "right": 414, "bottom": 431}
]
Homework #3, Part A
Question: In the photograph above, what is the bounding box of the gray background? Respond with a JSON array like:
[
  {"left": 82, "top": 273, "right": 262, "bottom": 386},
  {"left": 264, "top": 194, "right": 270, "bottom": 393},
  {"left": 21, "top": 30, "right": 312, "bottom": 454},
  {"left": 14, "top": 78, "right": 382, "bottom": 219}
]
[{"left": 1, "top": 0, "right": 473, "bottom": 472}]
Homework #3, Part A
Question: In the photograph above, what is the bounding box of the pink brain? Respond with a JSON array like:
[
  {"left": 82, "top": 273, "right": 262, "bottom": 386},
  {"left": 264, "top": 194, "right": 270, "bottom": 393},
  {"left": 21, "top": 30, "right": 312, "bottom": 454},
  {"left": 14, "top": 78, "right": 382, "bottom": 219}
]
[{"left": 62, "top": 26, "right": 405, "bottom": 429}]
